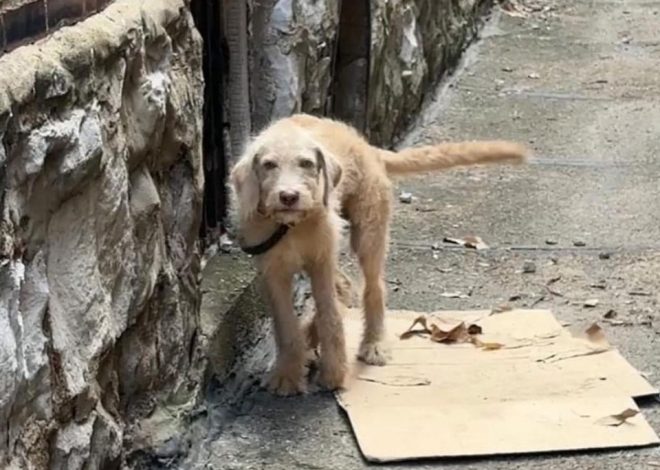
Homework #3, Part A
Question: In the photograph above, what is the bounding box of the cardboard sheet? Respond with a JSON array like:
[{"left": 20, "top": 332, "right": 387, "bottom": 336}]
[{"left": 337, "top": 309, "right": 659, "bottom": 462}]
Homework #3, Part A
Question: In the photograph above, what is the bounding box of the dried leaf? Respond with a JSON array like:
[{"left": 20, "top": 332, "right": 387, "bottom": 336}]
[
  {"left": 500, "top": 0, "right": 529, "bottom": 17},
  {"left": 603, "top": 309, "right": 617, "bottom": 319},
  {"left": 545, "top": 285, "right": 563, "bottom": 297},
  {"left": 463, "top": 235, "right": 489, "bottom": 250},
  {"left": 547, "top": 275, "right": 561, "bottom": 285},
  {"left": 470, "top": 336, "right": 504, "bottom": 351},
  {"left": 481, "top": 342, "right": 504, "bottom": 351},
  {"left": 629, "top": 290, "right": 651, "bottom": 297},
  {"left": 583, "top": 298, "right": 599, "bottom": 308},
  {"left": 598, "top": 408, "right": 639, "bottom": 427},
  {"left": 430, "top": 322, "right": 469, "bottom": 343},
  {"left": 491, "top": 304, "right": 513, "bottom": 314},
  {"left": 467, "top": 324, "right": 483, "bottom": 335},
  {"left": 585, "top": 323, "right": 608, "bottom": 343},
  {"left": 440, "top": 291, "right": 469, "bottom": 299},
  {"left": 399, "top": 316, "right": 430, "bottom": 340},
  {"left": 443, "top": 236, "right": 488, "bottom": 250}
]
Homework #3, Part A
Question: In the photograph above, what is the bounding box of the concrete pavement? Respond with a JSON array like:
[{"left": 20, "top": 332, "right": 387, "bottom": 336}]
[{"left": 183, "top": 1, "right": 660, "bottom": 468}]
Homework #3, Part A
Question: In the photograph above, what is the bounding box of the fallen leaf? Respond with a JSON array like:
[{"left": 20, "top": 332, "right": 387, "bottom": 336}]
[
  {"left": 440, "top": 291, "right": 470, "bottom": 299},
  {"left": 522, "top": 261, "right": 536, "bottom": 273},
  {"left": 470, "top": 336, "right": 504, "bottom": 351},
  {"left": 491, "top": 304, "right": 513, "bottom": 314},
  {"left": 464, "top": 235, "right": 489, "bottom": 250},
  {"left": 583, "top": 298, "right": 599, "bottom": 308},
  {"left": 629, "top": 290, "right": 651, "bottom": 297},
  {"left": 430, "top": 322, "right": 469, "bottom": 343},
  {"left": 598, "top": 408, "right": 639, "bottom": 427},
  {"left": 467, "top": 324, "right": 483, "bottom": 335},
  {"left": 547, "top": 275, "right": 561, "bottom": 285},
  {"left": 500, "top": 0, "right": 529, "bottom": 17},
  {"left": 443, "top": 236, "right": 489, "bottom": 250},
  {"left": 399, "top": 316, "right": 430, "bottom": 339},
  {"left": 545, "top": 285, "right": 563, "bottom": 297},
  {"left": 603, "top": 309, "right": 617, "bottom": 319},
  {"left": 585, "top": 323, "right": 607, "bottom": 343},
  {"left": 399, "top": 191, "right": 413, "bottom": 204}
]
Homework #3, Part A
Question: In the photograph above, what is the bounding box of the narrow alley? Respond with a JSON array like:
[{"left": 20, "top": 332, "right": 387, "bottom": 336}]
[{"left": 184, "top": 1, "right": 660, "bottom": 468}]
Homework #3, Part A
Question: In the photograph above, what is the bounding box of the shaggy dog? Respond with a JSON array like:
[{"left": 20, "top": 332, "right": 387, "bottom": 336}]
[{"left": 229, "top": 114, "right": 527, "bottom": 395}]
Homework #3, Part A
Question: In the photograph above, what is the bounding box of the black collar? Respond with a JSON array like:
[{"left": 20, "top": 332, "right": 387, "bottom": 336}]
[{"left": 239, "top": 224, "right": 290, "bottom": 256}]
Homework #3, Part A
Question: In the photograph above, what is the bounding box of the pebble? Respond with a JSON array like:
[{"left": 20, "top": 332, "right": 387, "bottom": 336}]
[
  {"left": 399, "top": 191, "right": 413, "bottom": 204},
  {"left": 522, "top": 261, "right": 537, "bottom": 274},
  {"left": 573, "top": 240, "right": 587, "bottom": 247}
]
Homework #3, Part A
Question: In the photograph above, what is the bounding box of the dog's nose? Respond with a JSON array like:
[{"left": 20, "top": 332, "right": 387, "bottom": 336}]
[{"left": 279, "top": 190, "right": 300, "bottom": 207}]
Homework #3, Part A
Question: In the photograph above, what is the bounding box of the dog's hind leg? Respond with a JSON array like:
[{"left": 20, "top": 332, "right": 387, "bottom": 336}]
[{"left": 350, "top": 195, "right": 392, "bottom": 366}]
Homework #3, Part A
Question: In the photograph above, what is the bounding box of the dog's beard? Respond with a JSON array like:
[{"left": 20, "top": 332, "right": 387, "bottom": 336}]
[{"left": 271, "top": 209, "right": 306, "bottom": 225}]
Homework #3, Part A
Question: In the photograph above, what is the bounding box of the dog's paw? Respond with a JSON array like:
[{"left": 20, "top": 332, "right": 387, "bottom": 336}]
[
  {"left": 317, "top": 362, "right": 347, "bottom": 391},
  {"left": 357, "top": 341, "right": 390, "bottom": 366},
  {"left": 266, "top": 365, "right": 307, "bottom": 396}
]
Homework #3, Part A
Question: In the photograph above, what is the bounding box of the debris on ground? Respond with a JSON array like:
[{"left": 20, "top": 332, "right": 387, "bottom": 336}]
[
  {"left": 491, "top": 304, "right": 514, "bottom": 314},
  {"left": 399, "top": 191, "right": 413, "bottom": 204},
  {"left": 583, "top": 298, "right": 599, "bottom": 308},
  {"left": 597, "top": 408, "right": 639, "bottom": 427},
  {"left": 399, "top": 315, "right": 490, "bottom": 349},
  {"left": 584, "top": 323, "right": 608, "bottom": 345},
  {"left": 522, "top": 260, "right": 537, "bottom": 273},
  {"left": 499, "top": 0, "right": 530, "bottom": 18},
  {"left": 528, "top": 72, "right": 540, "bottom": 79},
  {"left": 545, "top": 239, "right": 558, "bottom": 245},
  {"left": 443, "top": 235, "right": 489, "bottom": 250},
  {"left": 440, "top": 291, "right": 470, "bottom": 299},
  {"left": 599, "top": 251, "right": 612, "bottom": 260},
  {"left": 629, "top": 289, "right": 651, "bottom": 297},
  {"left": 573, "top": 240, "right": 587, "bottom": 247},
  {"left": 590, "top": 280, "right": 607, "bottom": 290},
  {"left": 603, "top": 309, "right": 617, "bottom": 319}
]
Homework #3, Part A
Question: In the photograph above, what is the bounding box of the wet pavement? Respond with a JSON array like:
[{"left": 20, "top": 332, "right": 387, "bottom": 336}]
[{"left": 183, "top": 1, "right": 660, "bottom": 468}]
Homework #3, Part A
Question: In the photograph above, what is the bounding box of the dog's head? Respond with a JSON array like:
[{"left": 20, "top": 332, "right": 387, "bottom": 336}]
[{"left": 230, "top": 124, "right": 342, "bottom": 225}]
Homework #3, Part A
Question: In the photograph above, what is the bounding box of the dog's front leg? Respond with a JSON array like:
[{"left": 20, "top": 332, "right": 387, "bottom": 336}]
[
  {"left": 308, "top": 262, "right": 348, "bottom": 391},
  {"left": 263, "top": 270, "right": 307, "bottom": 396}
]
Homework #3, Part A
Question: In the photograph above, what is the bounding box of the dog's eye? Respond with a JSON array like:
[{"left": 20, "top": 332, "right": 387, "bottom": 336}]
[
  {"left": 299, "top": 159, "right": 315, "bottom": 170},
  {"left": 262, "top": 160, "right": 278, "bottom": 170}
]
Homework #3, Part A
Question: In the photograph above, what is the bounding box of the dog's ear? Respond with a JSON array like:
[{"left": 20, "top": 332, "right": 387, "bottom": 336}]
[
  {"left": 230, "top": 150, "right": 261, "bottom": 218},
  {"left": 315, "top": 147, "right": 342, "bottom": 206}
]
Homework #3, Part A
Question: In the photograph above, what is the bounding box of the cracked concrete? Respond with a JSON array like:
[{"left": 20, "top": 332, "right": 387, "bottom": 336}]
[{"left": 182, "top": 1, "right": 660, "bottom": 468}]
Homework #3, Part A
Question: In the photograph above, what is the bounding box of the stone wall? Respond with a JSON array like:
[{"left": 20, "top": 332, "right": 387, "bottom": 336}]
[
  {"left": 369, "top": 0, "right": 491, "bottom": 145},
  {"left": 0, "top": 0, "right": 204, "bottom": 468},
  {"left": 247, "top": 0, "right": 490, "bottom": 144}
]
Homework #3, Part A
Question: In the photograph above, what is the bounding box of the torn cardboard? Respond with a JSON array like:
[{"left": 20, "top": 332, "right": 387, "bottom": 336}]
[{"left": 337, "top": 309, "right": 659, "bottom": 462}]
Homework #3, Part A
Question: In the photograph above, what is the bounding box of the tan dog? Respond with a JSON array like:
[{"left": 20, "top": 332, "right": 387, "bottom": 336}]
[{"left": 229, "top": 114, "right": 527, "bottom": 395}]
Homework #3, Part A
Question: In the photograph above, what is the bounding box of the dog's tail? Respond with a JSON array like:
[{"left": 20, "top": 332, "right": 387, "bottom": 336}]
[{"left": 380, "top": 141, "right": 528, "bottom": 176}]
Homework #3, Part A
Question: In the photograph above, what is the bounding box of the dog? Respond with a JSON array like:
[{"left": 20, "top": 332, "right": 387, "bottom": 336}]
[{"left": 229, "top": 113, "right": 527, "bottom": 396}]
